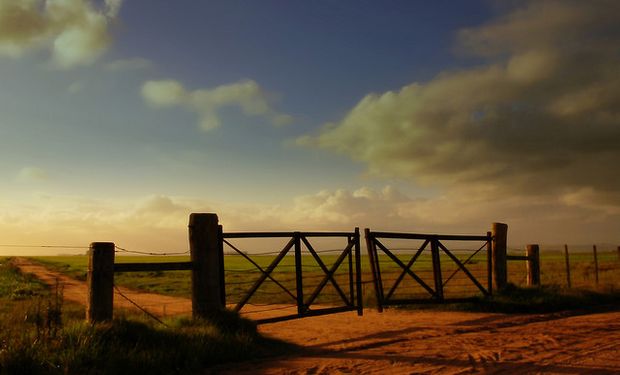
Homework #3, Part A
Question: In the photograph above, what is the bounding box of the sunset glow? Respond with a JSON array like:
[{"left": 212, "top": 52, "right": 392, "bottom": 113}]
[{"left": 1, "top": 0, "right": 619, "bottom": 254}]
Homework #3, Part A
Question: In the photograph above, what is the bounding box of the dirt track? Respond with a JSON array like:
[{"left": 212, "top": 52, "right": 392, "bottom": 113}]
[{"left": 14, "top": 258, "right": 620, "bottom": 374}]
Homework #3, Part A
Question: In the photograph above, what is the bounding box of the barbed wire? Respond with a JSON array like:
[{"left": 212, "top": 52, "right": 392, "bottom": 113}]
[
  {"left": 114, "top": 245, "right": 189, "bottom": 256},
  {"left": 113, "top": 284, "right": 168, "bottom": 327},
  {"left": 0, "top": 244, "right": 88, "bottom": 249}
]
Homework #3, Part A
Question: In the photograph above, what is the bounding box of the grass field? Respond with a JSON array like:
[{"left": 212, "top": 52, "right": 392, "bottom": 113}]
[
  {"left": 0, "top": 257, "right": 290, "bottom": 375},
  {"left": 31, "top": 244, "right": 620, "bottom": 314}
]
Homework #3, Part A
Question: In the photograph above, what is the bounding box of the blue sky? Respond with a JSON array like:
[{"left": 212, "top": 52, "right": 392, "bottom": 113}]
[{"left": 1, "top": 0, "right": 619, "bottom": 254}]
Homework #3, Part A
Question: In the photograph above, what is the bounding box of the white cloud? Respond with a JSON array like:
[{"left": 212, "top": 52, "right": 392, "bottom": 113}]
[
  {"left": 299, "top": 0, "right": 620, "bottom": 212},
  {"left": 0, "top": 0, "right": 122, "bottom": 68},
  {"left": 142, "top": 79, "right": 293, "bottom": 131},
  {"left": 2, "top": 186, "right": 619, "bottom": 255}
]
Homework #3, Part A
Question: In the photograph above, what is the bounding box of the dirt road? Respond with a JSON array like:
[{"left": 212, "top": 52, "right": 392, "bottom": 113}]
[{"left": 14, "top": 258, "right": 620, "bottom": 374}]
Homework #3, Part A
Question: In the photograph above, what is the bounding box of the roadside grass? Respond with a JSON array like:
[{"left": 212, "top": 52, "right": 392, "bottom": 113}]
[
  {"left": 399, "top": 283, "right": 620, "bottom": 314},
  {"left": 0, "top": 258, "right": 293, "bottom": 375}
]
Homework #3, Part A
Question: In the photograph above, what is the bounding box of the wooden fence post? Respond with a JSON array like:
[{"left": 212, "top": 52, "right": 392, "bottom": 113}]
[
  {"left": 189, "top": 213, "right": 224, "bottom": 319},
  {"left": 593, "top": 245, "right": 599, "bottom": 286},
  {"left": 87, "top": 242, "right": 115, "bottom": 323},
  {"left": 564, "top": 244, "right": 571, "bottom": 288},
  {"left": 492, "top": 222, "right": 508, "bottom": 291},
  {"left": 526, "top": 244, "right": 540, "bottom": 286},
  {"left": 617, "top": 246, "right": 620, "bottom": 262}
]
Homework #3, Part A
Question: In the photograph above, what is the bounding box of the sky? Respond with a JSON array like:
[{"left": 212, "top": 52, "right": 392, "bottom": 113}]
[{"left": 1, "top": 0, "right": 619, "bottom": 254}]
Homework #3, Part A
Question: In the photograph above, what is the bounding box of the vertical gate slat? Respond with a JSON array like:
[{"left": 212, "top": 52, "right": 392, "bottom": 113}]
[
  {"left": 294, "top": 232, "right": 305, "bottom": 315},
  {"left": 431, "top": 238, "right": 444, "bottom": 301},
  {"left": 354, "top": 228, "right": 363, "bottom": 316}
]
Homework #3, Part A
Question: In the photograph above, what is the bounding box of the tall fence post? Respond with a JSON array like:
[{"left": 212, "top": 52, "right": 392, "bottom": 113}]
[
  {"left": 189, "top": 213, "right": 224, "bottom": 319},
  {"left": 526, "top": 244, "right": 540, "bottom": 286},
  {"left": 564, "top": 244, "right": 571, "bottom": 288},
  {"left": 492, "top": 222, "right": 508, "bottom": 291},
  {"left": 87, "top": 242, "right": 115, "bottom": 323},
  {"left": 486, "top": 231, "right": 493, "bottom": 295},
  {"left": 593, "top": 245, "right": 599, "bottom": 286}
]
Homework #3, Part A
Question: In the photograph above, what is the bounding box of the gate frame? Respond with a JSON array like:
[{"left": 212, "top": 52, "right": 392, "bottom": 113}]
[
  {"left": 221, "top": 229, "right": 363, "bottom": 324},
  {"left": 365, "top": 230, "right": 493, "bottom": 312}
]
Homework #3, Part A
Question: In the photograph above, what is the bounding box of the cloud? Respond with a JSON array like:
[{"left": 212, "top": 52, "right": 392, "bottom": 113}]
[
  {"left": 2, "top": 185, "right": 619, "bottom": 255},
  {"left": 0, "top": 0, "right": 122, "bottom": 68},
  {"left": 142, "top": 79, "right": 293, "bottom": 131},
  {"left": 16, "top": 166, "right": 49, "bottom": 182},
  {"left": 299, "top": 1, "right": 620, "bottom": 211}
]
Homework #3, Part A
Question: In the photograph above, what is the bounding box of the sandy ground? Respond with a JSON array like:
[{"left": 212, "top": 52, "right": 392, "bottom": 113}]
[{"left": 13, "top": 258, "right": 620, "bottom": 374}]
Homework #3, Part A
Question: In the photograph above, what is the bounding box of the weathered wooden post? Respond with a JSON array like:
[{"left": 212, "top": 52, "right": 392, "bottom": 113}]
[
  {"left": 430, "top": 237, "right": 444, "bottom": 300},
  {"left": 189, "top": 213, "right": 224, "bottom": 319},
  {"left": 87, "top": 242, "right": 115, "bottom": 323},
  {"left": 564, "top": 244, "right": 571, "bottom": 288},
  {"left": 492, "top": 222, "right": 508, "bottom": 291},
  {"left": 526, "top": 244, "right": 540, "bottom": 286},
  {"left": 593, "top": 245, "right": 599, "bottom": 286}
]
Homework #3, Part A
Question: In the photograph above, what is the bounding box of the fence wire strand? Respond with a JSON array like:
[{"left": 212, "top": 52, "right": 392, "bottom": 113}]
[
  {"left": 113, "top": 284, "right": 168, "bottom": 327},
  {"left": 114, "top": 245, "right": 189, "bottom": 256}
]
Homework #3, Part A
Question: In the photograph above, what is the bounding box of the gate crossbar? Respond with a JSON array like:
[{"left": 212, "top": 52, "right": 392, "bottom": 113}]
[
  {"left": 223, "top": 239, "right": 297, "bottom": 308},
  {"left": 385, "top": 239, "right": 430, "bottom": 300},
  {"left": 302, "top": 237, "right": 354, "bottom": 309},
  {"left": 440, "top": 241, "right": 489, "bottom": 296},
  {"left": 232, "top": 237, "right": 295, "bottom": 312},
  {"left": 373, "top": 238, "right": 437, "bottom": 298}
]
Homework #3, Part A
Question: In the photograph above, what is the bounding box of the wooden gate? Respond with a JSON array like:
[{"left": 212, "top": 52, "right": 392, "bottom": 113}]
[
  {"left": 221, "top": 229, "right": 363, "bottom": 324},
  {"left": 365, "top": 230, "right": 492, "bottom": 311}
]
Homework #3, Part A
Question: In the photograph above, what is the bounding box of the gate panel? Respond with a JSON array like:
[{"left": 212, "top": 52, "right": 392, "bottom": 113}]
[
  {"left": 222, "top": 229, "right": 363, "bottom": 324},
  {"left": 366, "top": 230, "right": 492, "bottom": 310}
]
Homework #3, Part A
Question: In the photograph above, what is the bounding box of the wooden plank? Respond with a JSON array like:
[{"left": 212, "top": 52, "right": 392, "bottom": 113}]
[
  {"left": 234, "top": 237, "right": 295, "bottom": 312},
  {"left": 223, "top": 231, "right": 354, "bottom": 239},
  {"left": 223, "top": 232, "right": 295, "bottom": 238},
  {"left": 564, "top": 244, "right": 571, "bottom": 288},
  {"left": 385, "top": 239, "right": 429, "bottom": 301},
  {"left": 438, "top": 241, "right": 489, "bottom": 296},
  {"left": 431, "top": 238, "right": 444, "bottom": 300},
  {"left": 114, "top": 261, "right": 193, "bottom": 273},
  {"left": 354, "top": 228, "right": 363, "bottom": 316},
  {"left": 222, "top": 239, "right": 297, "bottom": 302},
  {"left": 302, "top": 239, "right": 353, "bottom": 308},
  {"left": 254, "top": 305, "right": 356, "bottom": 325},
  {"left": 364, "top": 229, "right": 384, "bottom": 313},
  {"left": 383, "top": 297, "right": 480, "bottom": 305},
  {"left": 593, "top": 245, "right": 599, "bottom": 286},
  {"left": 294, "top": 233, "right": 305, "bottom": 315},
  {"left": 374, "top": 239, "right": 437, "bottom": 298},
  {"left": 370, "top": 232, "right": 488, "bottom": 241},
  {"left": 506, "top": 255, "right": 529, "bottom": 261}
]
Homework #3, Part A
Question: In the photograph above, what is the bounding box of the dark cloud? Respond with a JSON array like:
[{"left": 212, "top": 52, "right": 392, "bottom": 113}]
[{"left": 300, "top": 0, "right": 620, "bottom": 209}]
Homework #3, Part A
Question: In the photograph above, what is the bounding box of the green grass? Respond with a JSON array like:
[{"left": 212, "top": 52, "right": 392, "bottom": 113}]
[
  {"left": 404, "top": 283, "right": 620, "bottom": 314},
  {"left": 0, "top": 258, "right": 292, "bottom": 375},
  {"left": 31, "top": 249, "right": 620, "bottom": 309}
]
